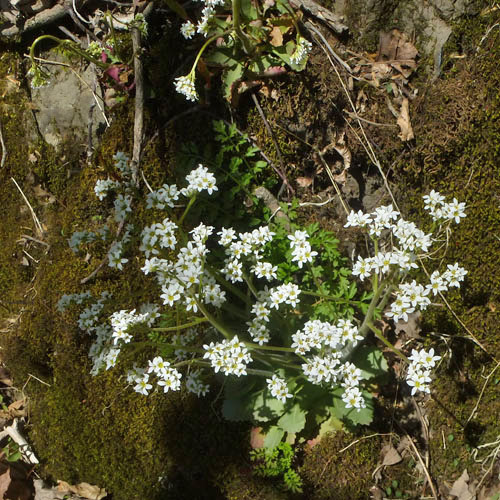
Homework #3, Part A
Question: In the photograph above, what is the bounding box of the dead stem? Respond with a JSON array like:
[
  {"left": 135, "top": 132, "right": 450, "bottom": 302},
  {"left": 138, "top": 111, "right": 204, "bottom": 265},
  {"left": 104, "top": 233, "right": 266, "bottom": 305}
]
[
  {"left": 0, "top": 118, "right": 7, "bottom": 169},
  {"left": 466, "top": 360, "right": 500, "bottom": 424},
  {"left": 11, "top": 177, "right": 45, "bottom": 238}
]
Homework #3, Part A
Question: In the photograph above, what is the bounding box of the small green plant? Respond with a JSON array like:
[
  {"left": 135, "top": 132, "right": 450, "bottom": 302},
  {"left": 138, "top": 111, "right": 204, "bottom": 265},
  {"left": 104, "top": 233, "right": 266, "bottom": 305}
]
[
  {"left": 171, "top": 0, "right": 312, "bottom": 103},
  {"left": 177, "top": 119, "right": 277, "bottom": 227},
  {"left": 2, "top": 438, "right": 22, "bottom": 463},
  {"left": 250, "top": 442, "right": 303, "bottom": 493},
  {"left": 26, "top": 11, "right": 146, "bottom": 91}
]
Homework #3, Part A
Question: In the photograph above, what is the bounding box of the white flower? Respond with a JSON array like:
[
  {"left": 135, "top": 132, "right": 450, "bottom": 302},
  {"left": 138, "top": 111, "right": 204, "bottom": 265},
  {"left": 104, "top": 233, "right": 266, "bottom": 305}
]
[
  {"left": 174, "top": 75, "right": 198, "bottom": 102},
  {"left": 443, "top": 198, "right": 466, "bottom": 224},
  {"left": 180, "top": 20, "right": 196, "bottom": 39},
  {"left": 266, "top": 375, "right": 293, "bottom": 403},
  {"left": 443, "top": 263, "right": 467, "bottom": 288},
  {"left": 134, "top": 373, "right": 153, "bottom": 395},
  {"left": 352, "top": 256, "right": 372, "bottom": 281}
]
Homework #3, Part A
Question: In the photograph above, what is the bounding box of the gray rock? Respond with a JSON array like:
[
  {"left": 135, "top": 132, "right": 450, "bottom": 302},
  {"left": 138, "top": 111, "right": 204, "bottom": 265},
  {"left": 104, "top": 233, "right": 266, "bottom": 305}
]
[{"left": 30, "top": 51, "right": 106, "bottom": 149}]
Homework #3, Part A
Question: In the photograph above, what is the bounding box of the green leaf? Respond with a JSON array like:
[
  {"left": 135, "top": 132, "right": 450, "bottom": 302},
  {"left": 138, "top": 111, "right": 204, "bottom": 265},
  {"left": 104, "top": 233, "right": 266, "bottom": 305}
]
[
  {"left": 205, "top": 47, "right": 241, "bottom": 67},
  {"left": 222, "top": 63, "right": 245, "bottom": 101},
  {"left": 263, "top": 426, "right": 285, "bottom": 448},
  {"left": 318, "top": 414, "right": 344, "bottom": 437},
  {"left": 7, "top": 450, "right": 21, "bottom": 462},
  {"left": 353, "top": 346, "right": 388, "bottom": 381},
  {"left": 253, "top": 391, "right": 286, "bottom": 422},
  {"left": 277, "top": 404, "right": 306, "bottom": 434},
  {"left": 330, "top": 388, "right": 374, "bottom": 427}
]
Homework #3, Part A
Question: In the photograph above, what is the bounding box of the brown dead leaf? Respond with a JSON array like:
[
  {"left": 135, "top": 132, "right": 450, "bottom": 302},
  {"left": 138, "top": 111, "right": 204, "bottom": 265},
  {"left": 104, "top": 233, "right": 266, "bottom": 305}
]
[
  {"left": 250, "top": 427, "right": 265, "bottom": 449},
  {"left": 0, "top": 467, "right": 11, "bottom": 499},
  {"left": 296, "top": 176, "right": 313, "bottom": 188},
  {"left": 394, "top": 311, "right": 421, "bottom": 339},
  {"left": 396, "top": 97, "right": 414, "bottom": 141},
  {"left": 449, "top": 469, "right": 476, "bottom": 500},
  {"left": 381, "top": 444, "right": 403, "bottom": 466},
  {"left": 333, "top": 132, "right": 351, "bottom": 170},
  {"left": 269, "top": 26, "right": 283, "bottom": 47},
  {"left": 33, "top": 185, "right": 56, "bottom": 205},
  {"left": 57, "top": 481, "right": 107, "bottom": 500},
  {"left": 378, "top": 29, "right": 418, "bottom": 63}
]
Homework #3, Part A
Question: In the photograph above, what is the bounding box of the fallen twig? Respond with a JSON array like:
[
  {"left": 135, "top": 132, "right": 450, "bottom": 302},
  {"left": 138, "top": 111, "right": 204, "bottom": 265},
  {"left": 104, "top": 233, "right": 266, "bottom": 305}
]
[{"left": 131, "top": 20, "right": 145, "bottom": 187}]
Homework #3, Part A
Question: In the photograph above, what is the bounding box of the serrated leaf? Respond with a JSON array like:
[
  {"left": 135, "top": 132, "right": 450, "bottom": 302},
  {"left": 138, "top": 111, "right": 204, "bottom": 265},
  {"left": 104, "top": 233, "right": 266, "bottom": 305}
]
[
  {"left": 277, "top": 404, "right": 306, "bottom": 434},
  {"left": 263, "top": 426, "right": 285, "bottom": 448},
  {"left": 222, "top": 64, "right": 245, "bottom": 102}
]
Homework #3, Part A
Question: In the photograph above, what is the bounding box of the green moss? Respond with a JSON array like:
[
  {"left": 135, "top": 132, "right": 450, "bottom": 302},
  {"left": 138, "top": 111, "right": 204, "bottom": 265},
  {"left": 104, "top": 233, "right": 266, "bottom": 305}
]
[{"left": 300, "top": 433, "right": 380, "bottom": 499}]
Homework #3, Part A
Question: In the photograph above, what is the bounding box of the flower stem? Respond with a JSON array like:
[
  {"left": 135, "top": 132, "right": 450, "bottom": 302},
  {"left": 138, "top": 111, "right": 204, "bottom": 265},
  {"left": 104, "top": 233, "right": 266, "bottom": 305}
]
[
  {"left": 367, "top": 322, "right": 409, "bottom": 363},
  {"left": 151, "top": 317, "right": 208, "bottom": 332}
]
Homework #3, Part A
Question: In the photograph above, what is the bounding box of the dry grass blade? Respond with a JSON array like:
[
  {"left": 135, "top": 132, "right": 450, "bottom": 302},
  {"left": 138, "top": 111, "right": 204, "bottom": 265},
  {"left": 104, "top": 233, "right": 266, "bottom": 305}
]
[
  {"left": 467, "top": 361, "right": 500, "bottom": 424},
  {"left": 0, "top": 118, "right": 6, "bottom": 169},
  {"left": 405, "top": 433, "right": 439, "bottom": 500},
  {"left": 11, "top": 177, "right": 45, "bottom": 238}
]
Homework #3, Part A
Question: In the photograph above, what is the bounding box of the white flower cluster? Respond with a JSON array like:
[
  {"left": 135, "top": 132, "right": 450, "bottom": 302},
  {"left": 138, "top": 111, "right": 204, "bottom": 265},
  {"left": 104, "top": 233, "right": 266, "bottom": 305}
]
[
  {"left": 300, "top": 353, "right": 366, "bottom": 410},
  {"left": 109, "top": 309, "right": 150, "bottom": 345},
  {"left": 423, "top": 190, "right": 467, "bottom": 223},
  {"left": 56, "top": 291, "right": 92, "bottom": 312},
  {"left": 290, "top": 37, "right": 313, "bottom": 65},
  {"left": 68, "top": 230, "right": 97, "bottom": 253},
  {"left": 291, "top": 318, "right": 363, "bottom": 356},
  {"left": 288, "top": 230, "right": 318, "bottom": 268},
  {"left": 203, "top": 336, "right": 253, "bottom": 377},
  {"left": 94, "top": 178, "right": 121, "bottom": 200},
  {"left": 406, "top": 348, "right": 441, "bottom": 395},
  {"left": 186, "top": 369, "right": 210, "bottom": 397},
  {"left": 174, "top": 75, "right": 198, "bottom": 102},
  {"left": 266, "top": 374, "right": 293, "bottom": 403},
  {"left": 146, "top": 184, "right": 180, "bottom": 210},
  {"left": 182, "top": 164, "right": 218, "bottom": 196},
  {"left": 140, "top": 218, "right": 178, "bottom": 257},
  {"left": 128, "top": 356, "right": 182, "bottom": 396},
  {"left": 387, "top": 264, "right": 467, "bottom": 322}
]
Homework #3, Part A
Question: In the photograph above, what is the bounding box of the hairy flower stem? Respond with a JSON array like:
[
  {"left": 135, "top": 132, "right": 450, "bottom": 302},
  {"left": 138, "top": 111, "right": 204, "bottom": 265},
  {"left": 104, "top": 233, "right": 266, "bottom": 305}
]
[
  {"left": 29, "top": 35, "right": 108, "bottom": 70},
  {"left": 197, "top": 360, "right": 273, "bottom": 377},
  {"left": 358, "top": 279, "right": 386, "bottom": 338},
  {"left": 367, "top": 322, "right": 409, "bottom": 363},
  {"left": 245, "top": 343, "right": 294, "bottom": 353},
  {"left": 302, "top": 290, "right": 364, "bottom": 306},
  {"left": 243, "top": 273, "right": 260, "bottom": 299},
  {"left": 231, "top": 0, "right": 253, "bottom": 54},
  {"left": 151, "top": 317, "right": 208, "bottom": 331},
  {"left": 196, "top": 299, "right": 233, "bottom": 340},
  {"left": 178, "top": 194, "right": 197, "bottom": 225}
]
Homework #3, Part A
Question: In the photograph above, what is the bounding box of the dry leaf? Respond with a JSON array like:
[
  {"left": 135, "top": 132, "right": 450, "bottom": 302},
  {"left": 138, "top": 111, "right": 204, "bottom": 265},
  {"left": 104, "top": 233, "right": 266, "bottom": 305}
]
[
  {"left": 381, "top": 444, "right": 402, "bottom": 466},
  {"left": 333, "top": 133, "right": 351, "bottom": 169},
  {"left": 396, "top": 97, "right": 414, "bottom": 141},
  {"left": 296, "top": 176, "right": 313, "bottom": 188},
  {"left": 269, "top": 26, "right": 283, "bottom": 47},
  {"left": 0, "top": 467, "right": 11, "bottom": 499},
  {"left": 449, "top": 469, "right": 476, "bottom": 500},
  {"left": 250, "top": 427, "right": 265, "bottom": 449},
  {"left": 394, "top": 311, "right": 421, "bottom": 339},
  {"left": 57, "top": 481, "right": 107, "bottom": 500},
  {"left": 33, "top": 185, "right": 56, "bottom": 205}
]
